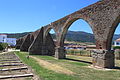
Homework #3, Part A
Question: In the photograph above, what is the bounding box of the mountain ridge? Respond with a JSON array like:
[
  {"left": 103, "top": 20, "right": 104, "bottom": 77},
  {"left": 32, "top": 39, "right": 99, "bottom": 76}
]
[{"left": 1, "top": 31, "right": 120, "bottom": 43}]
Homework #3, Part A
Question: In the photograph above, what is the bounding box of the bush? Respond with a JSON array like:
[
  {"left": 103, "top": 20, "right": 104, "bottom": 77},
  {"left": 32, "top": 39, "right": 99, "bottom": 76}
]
[
  {"left": 0, "top": 44, "right": 4, "bottom": 51},
  {"left": 0, "top": 43, "right": 8, "bottom": 51},
  {"left": 113, "top": 46, "right": 120, "bottom": 50}
]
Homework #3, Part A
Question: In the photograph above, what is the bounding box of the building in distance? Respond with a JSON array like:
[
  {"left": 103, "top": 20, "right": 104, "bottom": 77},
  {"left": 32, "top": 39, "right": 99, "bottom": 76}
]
[
  {"left": 0, "top": 34, "right": 16, "bottom": 46},
  {"left": 114, "top": 38, "right": 120, "bottom": 46}
]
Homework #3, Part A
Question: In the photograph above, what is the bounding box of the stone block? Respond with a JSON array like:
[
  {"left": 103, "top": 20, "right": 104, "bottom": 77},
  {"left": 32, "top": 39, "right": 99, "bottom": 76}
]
[
  {"left": 92, "top": 50, "right": 114, "bottom": 68},
  {"left": 55, "top": 47, "right": 66, "bottom": 59}
]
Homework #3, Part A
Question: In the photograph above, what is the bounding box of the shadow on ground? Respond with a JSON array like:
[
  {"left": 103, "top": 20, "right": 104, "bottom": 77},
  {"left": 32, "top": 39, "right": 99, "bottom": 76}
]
[
  {"left": 65, "top": 58, "right": 92, "bottom": 64},
  {"left": 113, "top": 66, "right": 120, "bottom": 70}
]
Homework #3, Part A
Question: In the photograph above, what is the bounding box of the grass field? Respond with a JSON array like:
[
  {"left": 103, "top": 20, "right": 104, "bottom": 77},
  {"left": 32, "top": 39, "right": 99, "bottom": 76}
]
[
  {"left": 66, "top": 49, "right": 92, "bottom": 57},
  {"left": 15, "top": 51, "right": 120, "bottom": 80}
]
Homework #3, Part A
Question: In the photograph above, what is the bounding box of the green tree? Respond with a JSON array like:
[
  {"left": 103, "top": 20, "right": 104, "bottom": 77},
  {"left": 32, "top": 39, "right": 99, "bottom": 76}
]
[{"left": 0, "top": 43, "right": 8, "bottom": 51}]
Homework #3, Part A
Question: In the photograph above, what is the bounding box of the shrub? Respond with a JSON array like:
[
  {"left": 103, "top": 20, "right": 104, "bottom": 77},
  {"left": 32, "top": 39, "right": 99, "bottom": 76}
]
[
  {"left": 0, "top": 44, "right": 4, "bottom": 51},
  {"left": 113, "top": 46, "right": 120, "bottom": 50},
  {"left": 0, "top": 43, "right": 8, "bottom": 51}
]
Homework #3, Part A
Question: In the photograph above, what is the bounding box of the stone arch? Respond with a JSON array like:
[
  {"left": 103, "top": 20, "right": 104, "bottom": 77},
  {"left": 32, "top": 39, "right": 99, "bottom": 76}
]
[
  {"left": 30, "top": 34, "right": 34, "bottom": 42},
  {"left": 43, "top": 27, "right": 57, "bottom": 56},
  {"left": 59, "top": 17, "right": 95, "bottom": 47},
  {"left": 54, "top": 17, "right": 95, "bottom": 59},
  {"left": 44, "top": 27, "right": 56, "bottom": 39},
  {"left": 44, "top": 27, "right": 57, "bottom": 44},
  {"left": 106, "top": 14, "right": 120, "bottom": 50}
]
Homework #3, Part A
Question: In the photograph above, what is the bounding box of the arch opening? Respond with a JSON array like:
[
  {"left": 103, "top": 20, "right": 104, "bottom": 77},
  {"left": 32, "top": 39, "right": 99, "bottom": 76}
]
[
  {"left": 113, "top": 23, "right": 120, "bottom": 47},
  {"left": 107, "top": 15, "right": 120, "bottom": 50},
  {"left": 106, "top": 15, "right": 120, "bottom": 66},
  {"left": 49, "top": 29, "right": 57, "bottom": 41},
  {"left": 112, "top": 23, "right": 120, "bottom": 61},
  {"left": 45, "top": 28, "right": 56, "bottom": 56},
  {"left": 61, "top": 19, "right": 95, "bottom": 60},
  {"left": 65, "top": 19, "right": 94, "bottom": 43}
]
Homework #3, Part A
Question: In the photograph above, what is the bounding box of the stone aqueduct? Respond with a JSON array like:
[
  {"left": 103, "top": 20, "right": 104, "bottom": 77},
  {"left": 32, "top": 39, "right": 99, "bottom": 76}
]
[{"left": 16, "top": 0, "right": 120, "bottom": 68}]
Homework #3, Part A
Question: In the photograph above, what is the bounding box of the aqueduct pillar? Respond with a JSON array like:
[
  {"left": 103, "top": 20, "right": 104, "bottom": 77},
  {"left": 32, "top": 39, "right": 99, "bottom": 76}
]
[{"left": 16, "top": 0, "right": 120, "bottom": 68}]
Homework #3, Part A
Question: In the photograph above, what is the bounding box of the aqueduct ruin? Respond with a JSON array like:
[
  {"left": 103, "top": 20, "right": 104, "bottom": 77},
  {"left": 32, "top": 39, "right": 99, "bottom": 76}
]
[{"left": 16, "top": 0, "right": 120, "bottom": 68}]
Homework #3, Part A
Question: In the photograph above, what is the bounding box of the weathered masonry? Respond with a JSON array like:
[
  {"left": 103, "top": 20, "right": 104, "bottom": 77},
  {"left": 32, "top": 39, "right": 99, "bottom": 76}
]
[{"left": 16, "top": 0, "right": 120, "bottom": 68}]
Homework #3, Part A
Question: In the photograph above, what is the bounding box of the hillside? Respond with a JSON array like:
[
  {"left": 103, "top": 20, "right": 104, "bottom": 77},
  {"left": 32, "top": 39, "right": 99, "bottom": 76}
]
[
  {"left": 52, "top": 31, "right": 120, "bottom": 43},
  {"left": 65, "top": 31, "right": 95, "bottom": 43},
  {"left": 2, "top": 31, "right": 120, "bottom": 43},
  {"left": 7, "top": 32, "right": 31, "bottom": 39}
]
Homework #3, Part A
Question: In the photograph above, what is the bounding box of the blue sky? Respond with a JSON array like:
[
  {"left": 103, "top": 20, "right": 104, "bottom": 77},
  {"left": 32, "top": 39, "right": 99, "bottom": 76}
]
[{"left": 0, "top": 0, "right": 119, "bottom": 34}]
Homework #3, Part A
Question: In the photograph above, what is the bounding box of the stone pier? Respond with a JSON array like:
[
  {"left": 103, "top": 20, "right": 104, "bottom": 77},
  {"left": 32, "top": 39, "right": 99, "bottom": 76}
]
[
  {"left": 55, "top": 47, "right": 66, "bottom": 59},
  {"left": 16, "top": 0, "right": 120, "bottom": 69},
  {"left": 92, "top": 50, "right": 115, "bottom": 68}
]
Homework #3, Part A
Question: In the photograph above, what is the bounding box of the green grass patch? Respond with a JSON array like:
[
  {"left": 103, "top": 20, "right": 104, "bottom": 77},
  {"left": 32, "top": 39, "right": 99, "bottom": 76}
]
[
  {"left": 15, "top": 51, "right": 120, "bottom": 80},
  {"left": 33, "top": 55, "right": 89, "bottom": 66},
  {"left": 15, "top": 51, "right": 78, "bottom": 80},
  {"left": 66, "top": 49, "right": 92, "bottom": 57}
]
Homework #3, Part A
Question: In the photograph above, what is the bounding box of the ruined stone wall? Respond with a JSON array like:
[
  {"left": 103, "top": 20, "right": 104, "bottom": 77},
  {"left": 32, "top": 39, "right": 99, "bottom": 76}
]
[
  {"left": 28, "top": 27, "right": 55, "bottom": 55},
  {"left": 16, "top": 39, "right": 21, "bottom": 49},
  {"left": 48, "top": 0, "right": 120, "bottom": 50},
  {"left": 16, "top": 37, "right": 25, "bottom": 49},
  {"left": 15, "top": 0, "right": 120, "bottom": 68},
  {"left": 28, "top": 27, "right": 44, "bottom": 55},
  {"left": 20, "top": 34, "right": 31, "bottom": 52},
  {"left": 17, "top": 0, "right": 120, "bottom": 56},
  {"left": 45, "top": 32, "right": 55, "bottom": 56}
]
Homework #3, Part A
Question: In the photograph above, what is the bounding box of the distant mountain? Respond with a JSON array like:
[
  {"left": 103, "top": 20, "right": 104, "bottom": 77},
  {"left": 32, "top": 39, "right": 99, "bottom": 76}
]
[
  {"left": 4, "top": 32, "right": 31, "bottom": 39},
  {"left": 113, "top": 34, "right": 120, "bottom": 41},
  {"left": 66, "top": 31, "right": 120, "bottom": 43},
  {"left": 1, "top": 31, "right": 120, "bottom": 43},
  {"left": 65, "top": 31, "right": 95, "bottom": 43}
]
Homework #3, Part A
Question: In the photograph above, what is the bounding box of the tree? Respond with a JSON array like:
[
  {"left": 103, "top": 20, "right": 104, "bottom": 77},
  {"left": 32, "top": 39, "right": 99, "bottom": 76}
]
[{"left": 0, "top": 43, "right": 8, "bottom": 51}]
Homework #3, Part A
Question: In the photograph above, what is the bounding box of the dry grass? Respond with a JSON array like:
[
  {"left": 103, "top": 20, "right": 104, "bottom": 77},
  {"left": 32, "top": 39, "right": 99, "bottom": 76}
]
[
  {"left": 30, "top": 56, "right": 75, "bottom": 75},
  {"left": 16, "top": 51, "right": 120, "bottom": 80}
]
